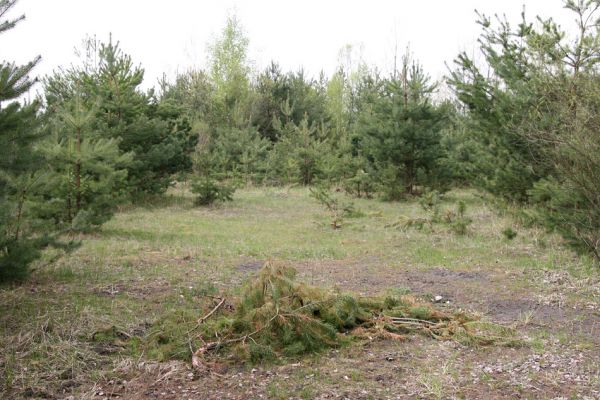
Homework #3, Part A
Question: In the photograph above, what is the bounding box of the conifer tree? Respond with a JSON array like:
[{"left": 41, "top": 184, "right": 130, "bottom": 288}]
[
  {"left": 450, "top": 1, "right": 600, "bottom": 261},
  {"left": 448, "top": 11, "right": 547, "bottom": 201},
  {"left": 253, "top": 66, "right": 330, "bottom": 142},
  {"left": 253, "top": 62, "right": 289, "bottom": 142},
  {"left": 199, "top": 123, "right": 269, "bottom": 182},
  {"left": 284, "top": 70, "right": 329, "bottom": 129},
  {"left": 94, "top": 40, "right": 196, "bottom": 194},
  {"left": 360, "top": 56, "right": 448, "bottom": 199},
  {"left": 0, "top": 0, "right": 47, "bottom": 281},
  {"left": 45, "top": 37, "right": 196, "bottom": 196},
  {"left": 161, "top": 69, "right": 214, "bottom": 122},
  {"left": 268, "top": 115, "right": 325, "bottom": 185},
  {"left": 38, "top": 91, "right": 132, "bottom": 232}
]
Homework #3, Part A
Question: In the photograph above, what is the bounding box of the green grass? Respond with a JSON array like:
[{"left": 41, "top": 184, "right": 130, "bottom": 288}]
[{"left": 0, "top": 187, "right": 596, "bottom": 398}]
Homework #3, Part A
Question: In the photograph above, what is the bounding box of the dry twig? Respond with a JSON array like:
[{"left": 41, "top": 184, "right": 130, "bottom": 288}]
[{"left": 198, "top": 297, "right": 226, "bottom": 325}]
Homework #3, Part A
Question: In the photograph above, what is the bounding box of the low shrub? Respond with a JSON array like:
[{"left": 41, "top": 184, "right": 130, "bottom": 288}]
[{"left": 191, "top": 177, "right": 236, "bottom": 206}]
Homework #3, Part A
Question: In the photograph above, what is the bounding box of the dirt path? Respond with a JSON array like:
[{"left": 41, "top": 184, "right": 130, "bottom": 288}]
[{"left": 296, "top": 260, "right": 599, "bottom": 343}]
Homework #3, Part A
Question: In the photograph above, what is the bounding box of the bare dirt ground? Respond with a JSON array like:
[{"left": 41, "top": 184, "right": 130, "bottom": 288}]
[{"left": 83, "top": 260, "right": 600, "bottom": 400}]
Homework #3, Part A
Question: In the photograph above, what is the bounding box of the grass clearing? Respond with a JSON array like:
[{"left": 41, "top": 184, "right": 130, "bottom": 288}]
[{"left": 1, "top": 187, "right": 598, "bottom": 399}]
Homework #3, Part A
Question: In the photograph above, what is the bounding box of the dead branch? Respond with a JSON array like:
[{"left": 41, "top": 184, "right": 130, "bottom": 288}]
[
  {"left": 198, "top": 297, "right": 226, "bottom": 325},
  {"left": 389, "top": 317, "right": 439, "bottom": 326},
  {"left": 192, "top": 311, "right": 280, "bottom": 369}
]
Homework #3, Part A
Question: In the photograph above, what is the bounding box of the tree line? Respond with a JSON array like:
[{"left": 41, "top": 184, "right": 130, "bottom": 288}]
[{"left": 1, "top": 0, "right": 599, "bottom": 282}]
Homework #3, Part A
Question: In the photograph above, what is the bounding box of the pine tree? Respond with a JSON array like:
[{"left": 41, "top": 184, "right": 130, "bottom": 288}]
[
  {"left": 284, "top": 70, "right": 329, "bottom": 129},
  {"left": 253, "top": 66, "right": 330, "bottom": 143},
  {"left": 523, "top": 1, "right": 600, "bottom": 261},
  {"left": 450, "top": 1, "right": 600, "bottom": 261},
  {"left": 0, "top": 0, "right": 47, "bottom": 281},
  {"left": 268, "top": 116, "right": 325, "bottom": 185},
  {"left": 161, "top": 69, "right": 214, "bottom": 122},
  {"left": 252, "top": 62, "right": 288, "bottom": 142},
  {"left": 44, "top": 37, "right": 197, "bottom": 196},
  {"left": 360, "top": 57, "right": 448, "bottom": 199},
  {"left": 199, "top": 123, "right": 270, "bottom": 182},
  {"left": 448, "top": 11, "right": 546, "bottom": 201},
  {"left": 94, "top": 40, "right": 196, "bottom": 194},
  {"left": 38, "top": 91, "right": 132, "bottom": 232}
]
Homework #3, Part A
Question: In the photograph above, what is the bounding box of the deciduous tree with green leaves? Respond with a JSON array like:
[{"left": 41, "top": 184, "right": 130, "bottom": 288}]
[{"left": 208, "top": 14, "right": 252, "bottom": 127}]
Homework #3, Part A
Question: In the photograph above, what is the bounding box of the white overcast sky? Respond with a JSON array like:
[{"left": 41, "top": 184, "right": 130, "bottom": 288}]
[{"left": 3, "top": 0, "right": 573, "bottom": 93}]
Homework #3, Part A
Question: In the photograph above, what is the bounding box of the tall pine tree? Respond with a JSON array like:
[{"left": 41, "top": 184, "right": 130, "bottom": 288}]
[
  {"left": 0, "top": 0, "right": 47, "bottom": 281},
  {"left": 360, "top": 56, "right": 448, "bottom": 199},
  {"left": 44, "top": 37, "right": 197, "bottom": 196},
  {"left": 38, "top": 90, "right": 132, "bottom": 232}
]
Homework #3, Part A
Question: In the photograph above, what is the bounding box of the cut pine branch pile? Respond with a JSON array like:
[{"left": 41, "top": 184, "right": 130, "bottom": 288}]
[{"left": 192, "top": 263, "right": 521, "bottom": 368}]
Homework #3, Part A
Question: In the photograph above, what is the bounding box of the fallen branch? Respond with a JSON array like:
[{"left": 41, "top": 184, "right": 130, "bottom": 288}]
[
  {"left": 189, "top": 263, "right": 521, "bottom": 369},
  {"left": 198, "top": 297, "right": 226, "bottom": 325},
  {"left": 192, "top": 311, "right": 280, "bottom": 369},
  {"left": 389, "top": 317, "right": 439, "bottom": 326}
]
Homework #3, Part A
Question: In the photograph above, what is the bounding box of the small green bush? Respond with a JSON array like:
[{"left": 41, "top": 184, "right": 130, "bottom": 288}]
[
  {"left": 0, "top": 241, "right": 41, "bottom": 283},
  {"left": 399, "top": 196, "right": 471, "bottom": 236},
  {"left": 449, "top": 200, "right": 472, "bottom": 236},
  {"left": 419, "top": 190, "right": 441, "bottom": 212},
  {"left": 191, "top": 177, "right": 236, "bottom": 206},
  {"left": 344, "top": 169, "right": 376, "bottom": 198},
  {"left": 309, "top": 186, "right": 362, "bottom": 229},
  {"left": 502, "top": 227, "right": 518, "bottom": 240},
  {"left": 449, "top": 219, "right": 471, "bottom": 236}
]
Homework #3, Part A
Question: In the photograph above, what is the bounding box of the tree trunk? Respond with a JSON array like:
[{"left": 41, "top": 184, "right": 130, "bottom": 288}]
[
  {"left": 405, "top": 161, "right": 414, "bottom": 195},
  {"left": 14, "top": 189, "right": 26, "bottom": 241},
  {"left": 75, "top": 127, "right": 82, "bottom": 212}
]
